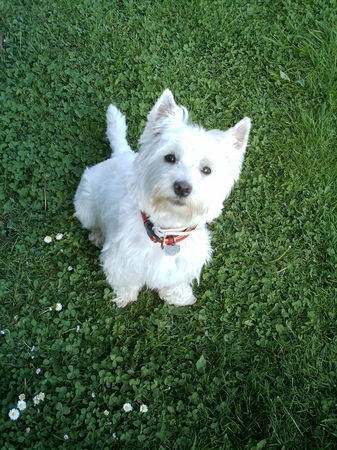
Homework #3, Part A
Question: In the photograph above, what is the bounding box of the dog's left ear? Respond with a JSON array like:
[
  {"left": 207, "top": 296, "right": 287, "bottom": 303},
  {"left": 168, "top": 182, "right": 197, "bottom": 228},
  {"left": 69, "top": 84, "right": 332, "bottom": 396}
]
[{"left": 231, "top": 117, "right": 251, "bottom": 153}]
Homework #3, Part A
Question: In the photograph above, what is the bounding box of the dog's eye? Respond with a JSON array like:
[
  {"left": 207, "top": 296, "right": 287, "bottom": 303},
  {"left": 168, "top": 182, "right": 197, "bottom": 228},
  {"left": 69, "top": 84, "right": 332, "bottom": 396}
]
[
  {"left": 201, "top": 166, "right": 211, "bottom": 175},
  {"left": 164, "top": 154, "right": 176, "bottom": 164}
]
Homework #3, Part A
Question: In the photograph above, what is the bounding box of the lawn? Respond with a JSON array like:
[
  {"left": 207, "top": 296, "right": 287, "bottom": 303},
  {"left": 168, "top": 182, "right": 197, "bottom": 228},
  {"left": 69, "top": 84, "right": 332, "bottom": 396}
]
[{"left": 1, "top": 0, "right": 336, "bottom": 448}]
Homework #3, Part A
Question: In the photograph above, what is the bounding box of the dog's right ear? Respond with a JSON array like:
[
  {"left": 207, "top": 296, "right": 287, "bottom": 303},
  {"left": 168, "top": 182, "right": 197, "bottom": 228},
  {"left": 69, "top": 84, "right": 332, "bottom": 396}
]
[
  {"left": 144, "top": 89, "right": 188, "bottom": 137},
  {"left": 140, "top": 89, "right": 188, "bottom": 145},
  {"left": 154, "top": 89, "right": 177, "bottom": 121}
]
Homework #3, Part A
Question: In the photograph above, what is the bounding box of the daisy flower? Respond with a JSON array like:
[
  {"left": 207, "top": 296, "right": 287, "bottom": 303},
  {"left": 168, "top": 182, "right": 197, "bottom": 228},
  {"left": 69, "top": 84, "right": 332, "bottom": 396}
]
[
  {"left": 76, "top": 325, "right": 80, "bottom": 333},
  {"left": 123, "top": 403, "right": 132, "bottom": 413},
  {"left": 36, "top": 368, "right": 41, "bottom": 375},
  {"left": 9, "top": 408, "right": 20, "bottom": 420},
  {"left": 39, "top": 392, "right": 45, "bottom": 401},
  {"left": 1, "top": 330, "right": 5, "bottom": 335},
  {"left": 17, "top": 400, "right": 26, "bottom": 411},
  {"left": 44, "top": 236, "right": 52, "bottom": 244},
  {"left": 55, "top": 233, "right": 64, "bottom": 241},
  {"left": 31, "top": 345, "right": 35, "bottom": 352},
  {"left": 91, "top": 392, "right": 95, "bottom": 398},
  {"left": 64, "top": 434, "right": 69, "bottom": 440},
  {"left": 140, "top": 404, "right": 148, "bottom": 413},
  {"left": 55, "top": 303, "right": 62, "bottom": 312},
  {"left": 33, "top": 396, "right": 40, "bottom": 406},
  {"left": 26, "top": 427, "right": 31, "bottom": 433},
  {"left": 18, "top": 393, "right": 25, "bottom": 401},
  {"left": 67, "top": 265, "right": 73, "bottom": 272}
]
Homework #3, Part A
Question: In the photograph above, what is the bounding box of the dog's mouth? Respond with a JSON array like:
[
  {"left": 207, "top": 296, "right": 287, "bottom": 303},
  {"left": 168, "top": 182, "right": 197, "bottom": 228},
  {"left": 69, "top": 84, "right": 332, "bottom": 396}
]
[
  {"left": 152, "top": 195, "right": 186, "bottom": 211},
  {"left": 170, "top": 198, "right": 186, "bottom": 207},
  {"left": 151, "top": 194, "right": 206, "bottom": 227}
]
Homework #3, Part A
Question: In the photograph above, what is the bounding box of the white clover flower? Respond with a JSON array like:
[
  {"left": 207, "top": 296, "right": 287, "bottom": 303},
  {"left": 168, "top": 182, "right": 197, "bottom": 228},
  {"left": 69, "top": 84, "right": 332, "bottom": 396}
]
[
  {"left": 55, "top": 303, "right": 62, "bottom": 312},
  {"left": 140, "top": 404, "right": 148, "bottom": 413},
  {"left": 123, "top": 403, "right": 132, "bottom": 413},
  {"left": 36, "top": 368, "right": 41, "bottom": 375},
  {"left": 67, "top": 265, "right": 73, "bottom": 272},
  {"left": 1, "top": 330, "right": 5, "bottom": 335},
  {"left": 55, "top": 233, "right": 64, "bottom": 241},
  {"left": 31, "top": 345, "right": 35, "bottom": 352},
  {"left": 44, "top": 236, "right": 52, "bottom": 244},
  {"left": 33, "top": 396, "right": 40, "bottom": 406},
  {"left": 9, "top": 408, "right": 20, "bottom": 420},
  {"left": 76, "top": 325, "right": 80, "bottom": 333},
  {"left": 19, "top": 393, "right": 25, "bottom": 401},
  {"left": 103, "top": 410, "right": 109, "bottom": 416},
  {"left": 17, "top": 400, "right": 26, "bottom": 411},
  {"left": 26, "top": 427, "right": 31, "bottom": 433},
  {"left": 39, "top": 392, "right": 45, "bottom": 401},
  {"left": 64, "top": 434, "right": 69, "bottom": 440},
  {"left": 91, "top": 392, "right": 95, "bottom": 398},
  {"left": 112, "top": 432, "right": 118, "bottom": 440}
]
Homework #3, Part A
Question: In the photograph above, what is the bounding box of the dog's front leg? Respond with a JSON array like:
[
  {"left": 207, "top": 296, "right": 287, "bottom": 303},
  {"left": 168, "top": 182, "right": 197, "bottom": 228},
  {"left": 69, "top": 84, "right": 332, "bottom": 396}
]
[
  {"left": 159, "top": 284, "right": 196, "bottom": 306},
  {"left": 113, "top": 286, "right": 140, "bottom": 308}
]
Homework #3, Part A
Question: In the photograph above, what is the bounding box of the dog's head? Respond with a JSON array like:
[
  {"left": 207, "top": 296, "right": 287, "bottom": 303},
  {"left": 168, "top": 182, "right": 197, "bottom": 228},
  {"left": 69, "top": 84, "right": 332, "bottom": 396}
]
[{"left": 129, "top": 89, "right": 251, "bottom": 228}]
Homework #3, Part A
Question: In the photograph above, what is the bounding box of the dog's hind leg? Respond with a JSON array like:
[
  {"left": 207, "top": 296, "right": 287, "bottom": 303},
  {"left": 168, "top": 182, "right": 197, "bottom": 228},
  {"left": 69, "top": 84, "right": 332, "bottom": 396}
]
[
  {"left": 74, "top": 168, "right": 100, "bottom": 236},
  {"left": 88, "top": 228, "right": 104, "bottom": 248}
]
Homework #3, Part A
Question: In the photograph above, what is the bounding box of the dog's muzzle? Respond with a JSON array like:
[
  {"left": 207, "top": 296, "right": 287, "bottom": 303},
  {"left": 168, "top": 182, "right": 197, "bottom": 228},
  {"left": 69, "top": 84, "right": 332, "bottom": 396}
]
[{"left": 173, "top": 181, "right": 192, "bottom": 198}]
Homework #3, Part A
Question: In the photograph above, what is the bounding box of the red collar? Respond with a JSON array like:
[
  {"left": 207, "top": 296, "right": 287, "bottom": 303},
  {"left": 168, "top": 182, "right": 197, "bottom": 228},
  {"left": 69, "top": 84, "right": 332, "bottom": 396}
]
[{"left": 141, "top": 212, "right": 197, "bottom": 247}]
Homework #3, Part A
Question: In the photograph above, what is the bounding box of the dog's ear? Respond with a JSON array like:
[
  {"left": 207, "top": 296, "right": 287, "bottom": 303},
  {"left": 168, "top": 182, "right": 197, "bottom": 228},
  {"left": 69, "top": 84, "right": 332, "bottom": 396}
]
[
  {"left": 231, "top": 117, "right": 251, "bottom": 153},
  {"left": 154, "top": 89, "right": 177, "bottom": 121},
  {"left": 143, "top": 89, "right": 187, "bottom": 138}
]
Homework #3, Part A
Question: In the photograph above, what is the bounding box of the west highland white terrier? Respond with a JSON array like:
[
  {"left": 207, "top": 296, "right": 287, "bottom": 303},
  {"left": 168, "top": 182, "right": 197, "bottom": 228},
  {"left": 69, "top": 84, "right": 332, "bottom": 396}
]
[{"left": 74, "top": 89, "right": 251, "bottom": 307}]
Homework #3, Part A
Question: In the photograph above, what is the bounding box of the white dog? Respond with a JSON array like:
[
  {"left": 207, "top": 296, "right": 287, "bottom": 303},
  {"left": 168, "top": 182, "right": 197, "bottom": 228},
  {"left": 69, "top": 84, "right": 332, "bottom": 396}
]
[{"left": 74, "top": 89, "right": 251, "bottom": 307}]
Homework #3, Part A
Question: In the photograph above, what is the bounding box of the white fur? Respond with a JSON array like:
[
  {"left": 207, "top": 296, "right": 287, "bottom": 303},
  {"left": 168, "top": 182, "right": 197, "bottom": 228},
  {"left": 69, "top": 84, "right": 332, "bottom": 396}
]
[{"left": 74, "top": 89, "right": 251, "bottom": 307}]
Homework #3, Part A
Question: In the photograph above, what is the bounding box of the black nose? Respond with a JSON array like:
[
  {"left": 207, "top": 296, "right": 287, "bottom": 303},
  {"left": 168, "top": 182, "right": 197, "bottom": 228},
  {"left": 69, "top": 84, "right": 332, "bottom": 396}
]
[{"left": 173, "top": 181, "right": 192, "bottom": 198}]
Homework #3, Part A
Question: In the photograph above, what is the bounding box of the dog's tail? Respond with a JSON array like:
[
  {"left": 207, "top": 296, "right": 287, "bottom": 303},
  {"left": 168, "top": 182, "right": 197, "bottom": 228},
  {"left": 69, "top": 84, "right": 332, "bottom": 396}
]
[{"left": 106, "top": 104, "right": 131, "bottom": 155}]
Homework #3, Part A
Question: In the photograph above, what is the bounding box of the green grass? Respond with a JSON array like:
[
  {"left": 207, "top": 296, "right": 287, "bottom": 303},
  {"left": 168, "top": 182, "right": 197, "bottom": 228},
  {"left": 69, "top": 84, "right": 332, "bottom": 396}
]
[{"left": 1, "top": 0, "right": 336, "bottom": 448}]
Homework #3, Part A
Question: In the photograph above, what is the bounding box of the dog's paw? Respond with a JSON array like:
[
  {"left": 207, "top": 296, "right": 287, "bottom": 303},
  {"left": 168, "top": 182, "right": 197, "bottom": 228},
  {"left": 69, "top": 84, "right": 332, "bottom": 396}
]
[
  {"left": 165, "top": 295, "right": 196, "bottom": 307},
  {"left": 89, "top": 229, "right": 104, "bottom": 248},
  {"left": 159, "top": 285, "right": 196, "bottom": 307},
  {"left": 113, "top": 296, "right": 135, "bottom": 308},
  {"left": 113, "top": 288, "right": 139, "bottom": 308}
]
